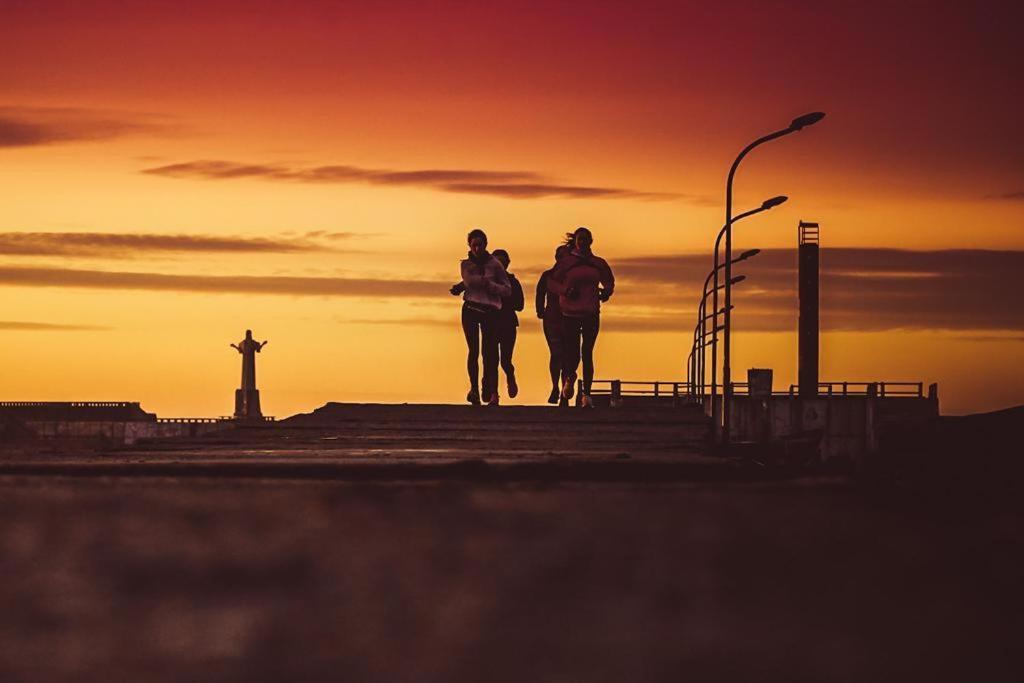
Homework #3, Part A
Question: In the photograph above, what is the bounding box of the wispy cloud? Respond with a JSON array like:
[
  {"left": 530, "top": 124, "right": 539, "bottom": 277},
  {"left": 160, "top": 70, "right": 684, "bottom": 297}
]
[
  {"left": 0, "top": 249, "right": 1019, "bottom": 333},
  {"left": 0, "top": 265, "right": 447, "bottom": 297},
  {"left": 951, "top": 334, "right": 1024, "bottom": 343},
  {"left": 441, "top": 182, "right": 667, "bottom": 200},
  {"left": 142, "top": 159, "right": 682, "bottom": 201},
  {"left": 0, "top": 106, "right": 172, "bottom": 148},
  {"left": 345, "top": 317, "right": 450, "bottom": 327},
  {"left": 615, "top": 248, "right": 1024, "bottom": 332},
  {"left": 0, "top": 320, "right": 109, "bottom": 331},
  {"left": 986, "top": 191, "right": 1024, "bottom": 200},
  {"left": 344, "top": 314, "right": 694, "bottom": 333},
  {"left": 0, "top": 231, "right": 359, "bottom": 258}
]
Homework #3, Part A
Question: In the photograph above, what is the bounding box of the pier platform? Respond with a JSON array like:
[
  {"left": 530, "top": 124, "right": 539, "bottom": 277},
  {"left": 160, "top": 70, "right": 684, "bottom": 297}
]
[
  {"left": 0, "top": 403, "right": 1021, "bottom": 681},
  {"left": 1, "top": 402, "right": 733, "bottom": 481}
]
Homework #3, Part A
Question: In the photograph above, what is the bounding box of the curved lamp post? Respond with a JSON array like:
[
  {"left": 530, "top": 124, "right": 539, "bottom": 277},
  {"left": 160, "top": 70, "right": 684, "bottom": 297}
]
[
  {"left": 692, "top": 249, "right": 758, "bottom": 398},
  {"left": 689, "top": 268, "right": 747, "bottom": 397},
  {"left": 710, "top": 196, "right": 787, "bottom": 402},
  {"left": 721, "top": 112, "right": 824, "bottom": 444}
]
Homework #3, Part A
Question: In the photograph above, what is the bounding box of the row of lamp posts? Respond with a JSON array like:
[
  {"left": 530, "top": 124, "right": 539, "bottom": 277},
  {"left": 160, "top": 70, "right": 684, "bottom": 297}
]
[{"left": 687, "top": 112, "right": 825, "bottom": 446}]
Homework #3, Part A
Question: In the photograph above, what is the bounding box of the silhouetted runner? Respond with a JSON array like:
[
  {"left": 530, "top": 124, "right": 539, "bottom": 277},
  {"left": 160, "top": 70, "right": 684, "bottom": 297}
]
[
  {"left": 450, "top": 228, "right": 511, "bottom": 406},
  {"left": 547, "top": 227, "right": 615, "bottom": 407},
  {"left": 536, "top": 245, "right": 570, "bottom": 404},
  {"left": 491, "top": 249, "right": 524, "bottom": 400}
]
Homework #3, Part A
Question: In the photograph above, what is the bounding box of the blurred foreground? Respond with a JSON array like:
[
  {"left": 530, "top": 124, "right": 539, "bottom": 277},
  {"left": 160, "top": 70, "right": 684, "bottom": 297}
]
[
  {"left": 1, "top": 476, "right": 1021, "bottom": 682},
  {"left": 1, "top": 404, "right": 1022, "bottom": 681}
]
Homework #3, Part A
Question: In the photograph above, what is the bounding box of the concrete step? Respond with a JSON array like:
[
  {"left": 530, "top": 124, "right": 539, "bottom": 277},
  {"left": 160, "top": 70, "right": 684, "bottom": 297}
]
[
  {"left": 285, "top": 402, "right": 709, "bottom": 427},
  {"left": 114, "top": 402, "right": 712, "bottom": 461}
]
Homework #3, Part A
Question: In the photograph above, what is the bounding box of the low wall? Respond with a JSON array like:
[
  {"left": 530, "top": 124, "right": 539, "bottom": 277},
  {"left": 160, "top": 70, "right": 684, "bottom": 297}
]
[
  {"left": 0, "top": 401, "right": 156, "bottom": 421},
  {"left": 727, "top": 394, "right": 939, "bottom": 462},
  {"left": 24, "top": 420, "right": 228, "bottom": 445}
]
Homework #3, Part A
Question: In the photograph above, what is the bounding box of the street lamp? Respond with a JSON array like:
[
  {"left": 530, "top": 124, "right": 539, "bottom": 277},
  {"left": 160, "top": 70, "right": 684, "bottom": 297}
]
[
  {"left": 688, "top": 268, "right": 749, "bottom": 397},
  {"left": 721, "top": 112, "right": 824, "bottom": 444},
  {"left": 687, "top": 197, "right": 783, "bottom": 400},
  {"left": 710, "top": 197, "right": 786, "bottom": 403}
]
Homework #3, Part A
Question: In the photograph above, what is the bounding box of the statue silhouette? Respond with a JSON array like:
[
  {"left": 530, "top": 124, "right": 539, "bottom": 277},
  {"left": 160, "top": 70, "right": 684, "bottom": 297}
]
[{"left": 231, "top": 329, "right": 267, "bottom": 419}]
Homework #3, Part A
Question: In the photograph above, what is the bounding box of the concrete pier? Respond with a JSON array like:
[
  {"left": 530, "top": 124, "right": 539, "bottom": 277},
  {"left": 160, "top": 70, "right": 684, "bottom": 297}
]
[{"left": 0, "top": 400, "right": 1020, "bottom": 683}]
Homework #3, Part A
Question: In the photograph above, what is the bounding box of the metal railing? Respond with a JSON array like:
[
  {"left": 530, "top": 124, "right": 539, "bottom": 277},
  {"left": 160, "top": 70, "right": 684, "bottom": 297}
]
[
  {"left": 730, "top": 382, "right": 926, "bottom": 398},
  {"left": 729, "top": 382, "right": 792, "bottom": 397},
  {"left": 586, "top": 380, "right": 690, "bottom": 397},
  {"left": 794, "top": 382, "right": 924, "bottom": 397}
]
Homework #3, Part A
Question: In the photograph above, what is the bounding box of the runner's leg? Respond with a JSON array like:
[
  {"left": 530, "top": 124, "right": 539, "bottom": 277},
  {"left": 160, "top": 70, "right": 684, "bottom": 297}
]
[
  {"left": 544, "top": 318, "right": 562, "bottom": 391},
  {"left": 581, "top": 314, "right": 600, "bottom": 395},
  {"left": 461, "top": 304, "right": 481, "bottom": 397},
  {"left": 481, "top": 310, "right": 500, "bottom": 400},
  {"left": 561, "top": 315, "right": 583, "bottom": 389}
]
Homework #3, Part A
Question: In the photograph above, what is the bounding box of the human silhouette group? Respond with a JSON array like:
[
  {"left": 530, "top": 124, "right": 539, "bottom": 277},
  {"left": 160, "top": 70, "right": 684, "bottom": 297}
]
[{"left": 451, "top": 227, "right": 615, "bottom": 407}]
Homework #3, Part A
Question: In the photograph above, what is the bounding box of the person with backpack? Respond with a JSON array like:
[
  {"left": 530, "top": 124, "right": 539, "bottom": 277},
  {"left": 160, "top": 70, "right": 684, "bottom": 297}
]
[{"left": 546, "top": 227, "right": 615, "bottom": 407}]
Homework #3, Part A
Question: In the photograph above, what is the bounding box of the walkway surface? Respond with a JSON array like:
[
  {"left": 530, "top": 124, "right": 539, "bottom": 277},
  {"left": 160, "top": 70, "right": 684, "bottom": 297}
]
[
  {"left": 1, "top": 402, "right": 737, "bottom": 480},
  {"left": 1, "top": 403, "right": 1021, "bottom": 682}
]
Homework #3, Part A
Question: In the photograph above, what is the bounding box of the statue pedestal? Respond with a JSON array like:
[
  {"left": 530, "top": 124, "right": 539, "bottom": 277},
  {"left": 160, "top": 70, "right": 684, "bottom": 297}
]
[{"left": 234, "top": 389, "right": 263, "bottom": 420}]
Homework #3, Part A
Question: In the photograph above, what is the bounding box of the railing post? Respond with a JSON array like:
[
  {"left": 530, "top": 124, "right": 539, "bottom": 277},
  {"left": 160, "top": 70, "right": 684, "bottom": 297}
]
[
  {"left": 611, "top": 380, "right": 622, "bottom": 407},
  {"left": 654, "top": 382, "right": 660, "bottom": 398}
]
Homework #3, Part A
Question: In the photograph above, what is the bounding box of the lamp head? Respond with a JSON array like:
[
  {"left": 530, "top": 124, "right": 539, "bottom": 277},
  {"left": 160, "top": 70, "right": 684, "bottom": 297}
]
[
  {"left": 761, "top": 195, "right": 788, "bottom": 210},
  {"left": 790, "top": 112, "right": 825, "bottom": 131},
  {"left": 739, "top": 248, "right": 761, "bottom": 260},
  {"left": 729, "top": 275, "right": 746, "bottom": 285}
]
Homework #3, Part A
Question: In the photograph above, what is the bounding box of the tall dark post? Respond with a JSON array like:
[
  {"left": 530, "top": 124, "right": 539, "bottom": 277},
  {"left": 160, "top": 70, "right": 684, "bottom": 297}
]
[{"left": 798, "top": 221, "right": 820, "bottom": 397}]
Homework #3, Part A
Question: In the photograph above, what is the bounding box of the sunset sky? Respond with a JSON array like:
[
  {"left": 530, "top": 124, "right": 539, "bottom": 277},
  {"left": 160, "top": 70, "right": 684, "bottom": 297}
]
[{"left": 2, "top": 0, "right": 1022, "bottom": 416}]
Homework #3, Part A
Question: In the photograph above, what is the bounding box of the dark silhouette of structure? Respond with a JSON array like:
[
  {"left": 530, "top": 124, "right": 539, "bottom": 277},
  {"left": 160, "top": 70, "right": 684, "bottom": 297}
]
[
  {"left": 231, "top": 330, "right": 267, "bottom": 420},
  {"left": 798, "top": 221, "right": 820, "bottom": 396},
  {"left": 691, "top": 196, "right": 785, "bottom": 400},
  {"left": 721, "top": 112, "right": 826, "bottom": 442},
  {"left": 0, "top": 401, "right": 156, "bottom": 422}
]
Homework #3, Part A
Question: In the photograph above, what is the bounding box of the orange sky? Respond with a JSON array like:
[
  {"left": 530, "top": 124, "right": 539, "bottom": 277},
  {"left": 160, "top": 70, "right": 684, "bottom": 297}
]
[{"left": 1, "top": 0, "right": 1022, "bottom": 416}]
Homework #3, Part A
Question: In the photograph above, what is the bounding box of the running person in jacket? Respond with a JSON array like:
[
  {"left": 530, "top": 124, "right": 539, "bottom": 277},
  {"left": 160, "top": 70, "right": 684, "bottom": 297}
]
[
  {"left": 536, "top": 245, "right": 570, "bottom": 404},
  {"left": 450, "top": 228, "right": 511, "bottom": 405},
  {"left": 491, "top": 249, "right": 524, "bottom": 400},
  {"left": 547, "top": 227, "right": 615, "bottom": 407}
]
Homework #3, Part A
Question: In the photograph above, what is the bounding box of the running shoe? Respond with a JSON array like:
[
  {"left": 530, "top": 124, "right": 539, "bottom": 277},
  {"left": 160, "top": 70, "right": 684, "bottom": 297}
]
[
  {"left": 547, "top": 387, "right": 560, "bottom": 404},
  {"left": 467, "top": 390, "right": 481, "bottom": 405},
  {"left": 580, "top": 393, "right": 594, "bottom": 408},
  {"left": 507, "top": 372, "right": 519, "bottom": 399},
  {"left": 561, "top": 372, "right": 577, "bottom": 400},
  {"left": 487, "top": 392, "right": 500, "bottom": 406}
]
